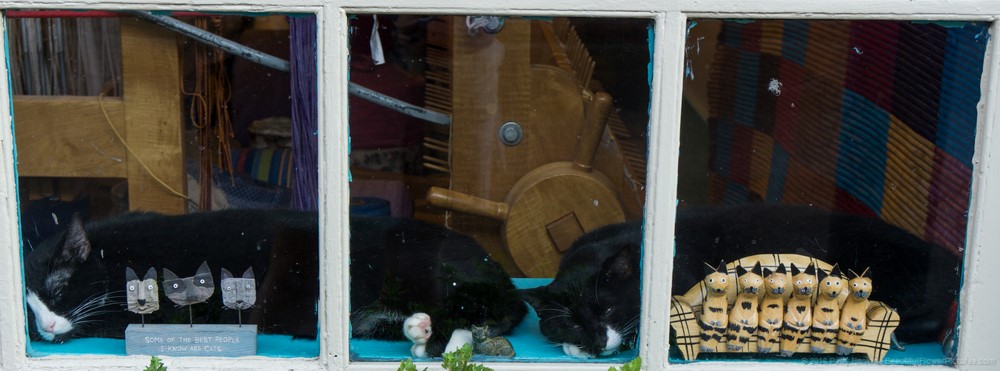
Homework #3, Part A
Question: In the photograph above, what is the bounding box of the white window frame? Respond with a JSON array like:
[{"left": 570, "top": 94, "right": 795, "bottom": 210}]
[{"left": 0, "top": 1, "right": 997, "bottom": 370}]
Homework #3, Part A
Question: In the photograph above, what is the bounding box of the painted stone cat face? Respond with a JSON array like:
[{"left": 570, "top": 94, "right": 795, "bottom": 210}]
[
  {"left": 162, "top": 261, "right": 214, "bottom": 306},
  {"left": 125, "top": 267, "right": 159, "bottom": 314},
  {"left": 220, "top": 267, "right": 256, "bottom": 310}
]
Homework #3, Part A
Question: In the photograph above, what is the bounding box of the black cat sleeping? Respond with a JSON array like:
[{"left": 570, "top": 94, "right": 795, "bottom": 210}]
[
  {"left": 524, "top": 204, "right": 961, "bottom": 358},
  {"left": 23, "top": 210, "right": 525, "bottom": 357}
]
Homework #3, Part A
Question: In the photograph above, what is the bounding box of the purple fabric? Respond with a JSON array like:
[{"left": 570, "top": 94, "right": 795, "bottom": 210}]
[{"left": 289, "top": 15, "right": 318, "bottom": 211}]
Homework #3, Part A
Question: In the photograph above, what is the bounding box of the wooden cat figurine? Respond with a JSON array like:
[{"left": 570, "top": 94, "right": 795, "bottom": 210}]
[
  {"left": 726, "top": 262, "right": 763, "bottom": 351},
  {"left": 221, "top": 267, "right": 257, "bottom": 311},
  {"left": 810, "top": 264, "right": 843, "bottom": 353},
  {"left": 699, "top": 261, "right": 730, "bottom": 352},
  {"left": 125, "top": 267, "right": 159, "bottom": 315},
  {"left": 756, "top": 264, "right": 786, "bottom": 353},
  {"left": 779, "top": 263, "right": 816, "bottom": 356},
  {"left": 838, "top": 267, "right": 872, "bottom": 355}
]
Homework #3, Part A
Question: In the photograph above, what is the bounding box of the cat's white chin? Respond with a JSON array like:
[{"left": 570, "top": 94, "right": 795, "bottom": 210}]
[
  {"left": 562, "top": 327, "right": 624, "bottom": 358},
  {"left": 26, "top": 290, "right": 73, "bottom": 341}
]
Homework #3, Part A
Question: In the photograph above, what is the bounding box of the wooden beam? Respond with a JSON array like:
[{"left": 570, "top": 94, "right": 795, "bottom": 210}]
[
  {"left": 121, "top": 18, "right": 186, "bottom": 214},
  {"left": 13, "top": 95, "right": 127, "bottom": 178}
]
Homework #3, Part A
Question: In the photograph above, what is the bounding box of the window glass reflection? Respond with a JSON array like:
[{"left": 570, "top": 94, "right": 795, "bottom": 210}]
[{"left": 673, "top": 19, "right": 986, "bottom": 365}]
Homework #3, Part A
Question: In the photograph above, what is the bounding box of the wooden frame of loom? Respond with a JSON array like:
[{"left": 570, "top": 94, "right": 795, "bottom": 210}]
[{"left": 12, "top": 17, "right": 186, "bottom": 214}]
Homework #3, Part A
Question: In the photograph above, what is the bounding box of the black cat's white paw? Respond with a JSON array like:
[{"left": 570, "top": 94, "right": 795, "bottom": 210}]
[
  {"left": 562, "top": 343, "right": 594, "bottom": 358},
  {"left": 403, "top": 313, "right": 432, "bottom": 358}
]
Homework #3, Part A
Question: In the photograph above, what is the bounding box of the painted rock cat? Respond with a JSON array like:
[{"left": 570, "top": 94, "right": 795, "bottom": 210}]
[{"left": 124, "top": 267, "right": 159, "bottom": 315}]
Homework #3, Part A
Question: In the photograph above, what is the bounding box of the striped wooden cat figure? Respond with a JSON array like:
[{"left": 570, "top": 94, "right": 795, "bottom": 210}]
[
  {"left": 838, "top": 267, "right": 872, "bottom": 355},
  {"left": 727, "top": 262, "right": 763, "bottom": 351},
  {"left": 779, "top": 263, "right": 816, "bottom": 356},
  {"left": 757, "top": 263, "right": 786, "bottom": 353},
  {"left": 699, "top": 261, "right": 730, "bottom": 353},
  {"left": 810, "top": 264, "right": 843, "bottom": 353}
]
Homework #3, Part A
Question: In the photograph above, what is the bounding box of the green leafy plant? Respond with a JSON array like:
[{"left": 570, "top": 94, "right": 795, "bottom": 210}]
[
  {"left": 397, "top": 358, "right": 426, "bottom": 371},
  {"left": 143, "top": 356, "right": 167, "bottom": 371},
  {"left": 397, "top": 344, "right": 492, "bottom": 371},
  {"left": 608, "top": 356, "right": 641, "bottom": 371}
]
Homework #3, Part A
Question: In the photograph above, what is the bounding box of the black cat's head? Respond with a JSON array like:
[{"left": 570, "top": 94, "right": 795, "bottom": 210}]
[
  {"left": 23, "top": 214, "right": 111, "bottom": 342},
  {"left": 521, "top": 243, "right": 640, "bottom": 359}
]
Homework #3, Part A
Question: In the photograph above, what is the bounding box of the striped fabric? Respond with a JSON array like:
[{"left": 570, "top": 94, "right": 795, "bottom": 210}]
[
  {"left": 706, "top": 20, "right": 989, "bottom": 256},
  {"left": 231, "top": 148, "right": 295, "bottom": 189}
]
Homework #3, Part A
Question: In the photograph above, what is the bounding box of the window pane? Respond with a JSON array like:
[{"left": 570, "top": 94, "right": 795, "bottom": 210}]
[
  {"left": 673, "top": 19, "right": 987, "bottom": 365},
  {"left": 346, "top": 14, "right": 651, "bottom": 363},
  {"left": 9, "top": 11, "right": 320, "bottom": 358}
]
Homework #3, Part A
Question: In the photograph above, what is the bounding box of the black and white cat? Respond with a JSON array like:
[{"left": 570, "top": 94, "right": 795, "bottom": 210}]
[
  {"left": 521, "top": 221, "right": 643, "bottom": 359},
  {"left": 524, "top": 204, "right": 961, "bottom": 358},
  {"left": 23, "top": 210, "right": 526, "bottom": 358},
  {"left": 23, "top": 209, "right": 319, "bottom": 342}
]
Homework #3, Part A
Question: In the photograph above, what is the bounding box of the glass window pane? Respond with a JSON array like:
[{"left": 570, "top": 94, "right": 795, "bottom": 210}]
[
  {"left": 346, "top": 14, "right": 651, "bottom": 363},
  {"left": 9, "top": 11, "right": 320, "bottom": 358},
  {"left": 673, "top": 18, "right": 987, "bottom": 365}
]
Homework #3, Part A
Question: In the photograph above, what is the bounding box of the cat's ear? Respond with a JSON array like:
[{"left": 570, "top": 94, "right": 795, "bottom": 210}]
[
  {"left": 519, "top": 287, "right": 547, "bottom": 311},
  {"left": 221, "top": 268, "right": 233, "bottom": 280},
  {"left": 703, "top": 262, "right": 716, "bottom": 276},
  {"left": 790, "top": 263, "right": 800, "bottom": 276},
  {"left": 736, "top": 264, "right": 748, "bottom": 277},
  {"left": 144, "top": 267, "right": 157, "bottom": 281},
  {"left": 762, "top": 267, "right": 773, "bottom": 277},
  {"left": 775, "top": 263, "right": 786, "bottom": 275},
  {"left": 242, "top": 267, "right": 255, "bottom": 280},
  {"left": 717, "top": 260, "right": 728, "bottom": 275},
  {"left": 126, "top": 267, "right": 139, "bottom": 281},
  {"left": 196, "top": 261, "right": 212, "bottom": 277},
  {"left": 163, "top": 268, "right": 179, "bottom": 282},
  {"left": 817, "top": 267, "right": 829, "bottom": 281},
  {"left": 752, "top": 262, "right": 763, "bottom": 276},
  {"left": 804, "top": 263, "right": 816, "bottom": 276},
  {"left": 601, "top": 246, "right": 637, "bottom": 283},
  {"left": 847, "top": 268, "right": 859, "bottom": 278},
  {"left": 830, "top": 264, "right": 841, "bottom": 278},
  {"left": 60, "top": 213, "right": 91, "bottom": 264},
  {"left": 860, "top": 267, "right": 871, "bottom": 278}
]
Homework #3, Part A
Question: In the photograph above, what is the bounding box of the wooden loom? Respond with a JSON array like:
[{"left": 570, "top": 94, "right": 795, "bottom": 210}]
[
  {"left": 13, "top": 18, "right": 186, "bottom": 214},
  {"left": 421, "top": 17, "right": 647, "bottom": 277}
]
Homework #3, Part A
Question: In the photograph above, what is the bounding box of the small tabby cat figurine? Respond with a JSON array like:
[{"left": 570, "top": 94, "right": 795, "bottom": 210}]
[
  {"left": 779, "top": 263, "right": 816, "bottom": 356},
  {"left": 726, "top": 262, "right": 762, "bottom": 351},
  {"left": 470, "top": 324, "right": 515, "bottom": 357},
  {"left": 162, "top": 261, "right": 215, "bottom": 307},
  {"left": 221, "top": 267, "right": 256, "bottom": 311},
  {"left": 125, "top": 267, "right": 159, "bottom": 315},
  {"left": 756, "top": 264, "right": 786, "bottom": 353},
  {"left": 699, "top": 261, "right": 730, "bottom": 353},
  {"left": 810, "top": 264, "right": 843, "bottom": 353},
  {"left": 837, "top": 267, "right": 872, "bottom": 355}
]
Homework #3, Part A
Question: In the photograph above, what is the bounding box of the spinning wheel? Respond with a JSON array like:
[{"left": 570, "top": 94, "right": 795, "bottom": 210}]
[{"left": 427, "top": 93, "right": 625, "bottom": 277}]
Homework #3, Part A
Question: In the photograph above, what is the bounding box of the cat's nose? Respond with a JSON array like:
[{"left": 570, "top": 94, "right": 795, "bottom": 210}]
[{"left": 138, "top": 299, "right": 146, "bottom": 306}]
